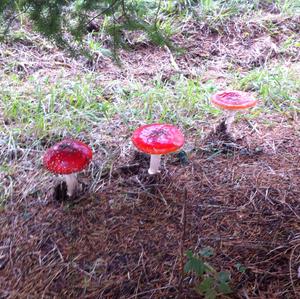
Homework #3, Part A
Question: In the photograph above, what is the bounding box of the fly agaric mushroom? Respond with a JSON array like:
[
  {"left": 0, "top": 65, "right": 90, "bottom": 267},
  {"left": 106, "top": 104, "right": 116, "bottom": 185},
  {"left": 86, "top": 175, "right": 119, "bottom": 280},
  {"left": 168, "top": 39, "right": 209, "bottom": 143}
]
[
  {"left": 211, "top": 90, "right": 257, "bottom": 132},
  {"left": 43, "top": 139, "right": 93, "bottom": 198},
  {"left": 132, "top": 124, "right": 184, "bottom": 174}
]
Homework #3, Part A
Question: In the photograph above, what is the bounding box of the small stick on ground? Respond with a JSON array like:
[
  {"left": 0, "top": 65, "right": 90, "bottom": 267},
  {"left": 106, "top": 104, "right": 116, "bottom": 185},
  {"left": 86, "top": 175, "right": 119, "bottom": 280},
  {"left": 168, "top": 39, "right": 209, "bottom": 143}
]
[{"left": 178, "top": 188, "right": 188, "bottom": 298}]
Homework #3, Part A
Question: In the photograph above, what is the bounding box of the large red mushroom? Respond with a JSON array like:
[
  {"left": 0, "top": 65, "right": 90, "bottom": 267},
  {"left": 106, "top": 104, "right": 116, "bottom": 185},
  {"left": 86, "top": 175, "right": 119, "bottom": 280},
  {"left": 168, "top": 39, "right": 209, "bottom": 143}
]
[
  {"left": 132, "top": 124, "right": 185, "bottom": 174},
  {"left": 43, "top": 139, "right": 93, "bottom": 198}
]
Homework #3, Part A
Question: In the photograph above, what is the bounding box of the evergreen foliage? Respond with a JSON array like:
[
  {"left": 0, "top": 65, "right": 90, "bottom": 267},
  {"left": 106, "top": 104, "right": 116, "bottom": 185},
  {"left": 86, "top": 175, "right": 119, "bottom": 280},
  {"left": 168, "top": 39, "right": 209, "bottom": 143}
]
[{"left": 0, "top": 0, "right": 173, "bottom": 55}]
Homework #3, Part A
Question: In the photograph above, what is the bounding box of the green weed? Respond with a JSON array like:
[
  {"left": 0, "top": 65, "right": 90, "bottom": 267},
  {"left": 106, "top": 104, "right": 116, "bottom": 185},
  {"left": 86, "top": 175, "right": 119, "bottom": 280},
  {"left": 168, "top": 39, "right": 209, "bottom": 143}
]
[
  {"left": 185, "top": 248, "right": 232, "bottom": 299},
  {"left": 0, "top": 74, "right": 114, "bottom": 137},
  {"left": 111, "top": 76, "right": 219, "bottom": 127},
  {"left": 272, "top": 0, "right": 300, "bottom": 14},
  {"left": 1, "top": 63, "right": 299, "bottom": 145},
  {"left": 233, "top": 64, "right": 300, "bottom": 112}
]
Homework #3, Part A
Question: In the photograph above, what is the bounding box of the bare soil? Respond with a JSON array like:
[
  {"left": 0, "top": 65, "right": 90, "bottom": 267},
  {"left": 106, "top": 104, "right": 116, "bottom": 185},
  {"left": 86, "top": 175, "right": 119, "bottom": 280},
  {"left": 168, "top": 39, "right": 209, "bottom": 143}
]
[{"left": 1, "top": 15, "right": 299, "bottom": 85}]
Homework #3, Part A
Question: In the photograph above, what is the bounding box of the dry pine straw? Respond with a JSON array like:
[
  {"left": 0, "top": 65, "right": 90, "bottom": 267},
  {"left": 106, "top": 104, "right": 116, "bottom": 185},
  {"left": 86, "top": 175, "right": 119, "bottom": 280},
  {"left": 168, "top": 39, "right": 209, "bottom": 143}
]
[
  {"left": 0, "top": 119, "right": 299, "bottom": 299},
  {"left": 1, "top": 15, "right": 299, "bottom": 85}
]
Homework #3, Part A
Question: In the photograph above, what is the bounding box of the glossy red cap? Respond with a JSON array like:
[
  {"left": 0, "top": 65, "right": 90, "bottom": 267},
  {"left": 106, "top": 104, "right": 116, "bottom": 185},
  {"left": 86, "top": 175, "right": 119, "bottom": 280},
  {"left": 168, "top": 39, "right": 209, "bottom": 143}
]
[
  {"left": 43, "top": 139, "right": 93, "bottom": 175},
  {"left": 132, "top": 124, "right": 184, "bottom": 155},
  {"left": 212, "top": 90, "right": 257, "bottom": 111}
]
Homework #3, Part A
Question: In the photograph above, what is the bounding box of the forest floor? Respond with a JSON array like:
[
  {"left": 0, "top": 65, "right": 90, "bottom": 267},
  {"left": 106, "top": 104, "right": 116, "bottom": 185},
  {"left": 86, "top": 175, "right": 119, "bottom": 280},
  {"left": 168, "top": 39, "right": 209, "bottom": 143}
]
[{"left": 0, "top": 2, "right": 300, "bottom": 298}]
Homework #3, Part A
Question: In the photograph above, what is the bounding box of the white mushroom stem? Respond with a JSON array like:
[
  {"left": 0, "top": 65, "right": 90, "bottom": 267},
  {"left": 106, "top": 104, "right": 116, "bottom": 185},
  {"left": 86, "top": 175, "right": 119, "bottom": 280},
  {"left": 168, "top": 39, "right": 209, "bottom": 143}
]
[
  {"left": 148, "top": 154, "right": 161, "bottom": 175},
  {"left": 225, "top": 111, "right": 237, "bottom": 133},
  {"left": 64, "top": 173, "right": 78, "bottom": 197}
]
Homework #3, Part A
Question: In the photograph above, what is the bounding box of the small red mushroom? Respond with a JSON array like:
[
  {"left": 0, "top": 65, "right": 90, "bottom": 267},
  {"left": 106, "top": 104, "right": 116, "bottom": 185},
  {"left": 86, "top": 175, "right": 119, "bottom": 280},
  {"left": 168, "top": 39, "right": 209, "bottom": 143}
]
[
  {"left": 43, "top": 139, "right": 93, "bottom": 198},
  {"left": 132, "top": 124, "right": 185, "bottom": 174},
  {"left": 211, "top": 91, "right": 257, "bottom": 132}
]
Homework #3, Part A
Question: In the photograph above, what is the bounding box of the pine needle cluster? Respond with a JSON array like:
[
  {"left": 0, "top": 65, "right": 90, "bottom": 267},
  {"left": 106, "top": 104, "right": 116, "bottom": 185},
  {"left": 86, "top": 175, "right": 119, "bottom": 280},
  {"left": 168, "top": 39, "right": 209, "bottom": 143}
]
[{"left": 0, "top": 0, "right": 172, "bottom": 55}]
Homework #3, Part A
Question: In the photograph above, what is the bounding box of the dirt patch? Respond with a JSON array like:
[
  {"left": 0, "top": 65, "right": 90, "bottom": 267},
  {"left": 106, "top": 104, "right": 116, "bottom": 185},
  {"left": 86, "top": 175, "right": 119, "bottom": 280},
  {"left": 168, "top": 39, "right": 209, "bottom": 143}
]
[
  {"left": 89, "top": 14, "right": 300, "bottom": 82},
  {"left": 0, "top": 120, "right": 299, "bottom": 298},
  {"left": 1, "top": 14, "right": 299, "bottom": 85}
]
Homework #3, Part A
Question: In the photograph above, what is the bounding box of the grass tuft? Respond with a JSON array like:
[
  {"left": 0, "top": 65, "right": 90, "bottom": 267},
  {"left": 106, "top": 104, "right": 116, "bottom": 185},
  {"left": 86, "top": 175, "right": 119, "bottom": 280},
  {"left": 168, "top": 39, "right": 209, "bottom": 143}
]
[{"left": 234, "top": 64, "right": 300, "bottom": 112}]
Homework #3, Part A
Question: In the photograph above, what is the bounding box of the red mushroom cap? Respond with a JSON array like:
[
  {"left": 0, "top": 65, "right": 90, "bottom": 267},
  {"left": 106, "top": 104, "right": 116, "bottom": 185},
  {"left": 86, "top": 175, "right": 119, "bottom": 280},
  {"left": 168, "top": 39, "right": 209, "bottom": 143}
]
[
  {"left": 132, "top": 124, "right": 184, "bottom": 155},
  {"left": 43, "top": 139, "right": 93, "bottom": 175},
  {"left": 211, "top": 90, "right": 257, "bottom": 111}
]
